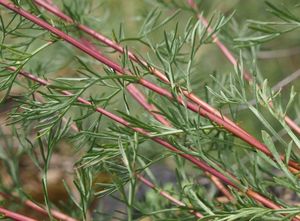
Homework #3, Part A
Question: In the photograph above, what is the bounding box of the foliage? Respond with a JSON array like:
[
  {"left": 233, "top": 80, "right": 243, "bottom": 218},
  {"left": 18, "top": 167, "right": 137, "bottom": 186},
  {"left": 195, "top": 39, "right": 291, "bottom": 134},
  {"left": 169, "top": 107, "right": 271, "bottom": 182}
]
[{"left": 0, "top": 0, "right": 299, "bottom": 220}]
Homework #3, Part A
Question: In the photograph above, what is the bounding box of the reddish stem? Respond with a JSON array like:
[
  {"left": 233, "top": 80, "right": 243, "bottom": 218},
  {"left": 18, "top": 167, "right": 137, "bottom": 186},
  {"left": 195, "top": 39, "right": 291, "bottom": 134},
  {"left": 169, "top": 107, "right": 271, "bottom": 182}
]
[
  {"left": 3, "top": 0, "right": 298, "bottom": 171},
  {"left": 206, "top": 172, "right": 235, "bottom": 202},
  {"left": 0, "top": 207, "right": 37, "bottom": 221},
  {"left": 31, "top": 0, "right": 300, "bottom": 170},
  {"left": 136, "top": 174, "right": 203, "bottom": 218},
  {"left": 24, "top": 201, "right": 77, "bottom": 221},
  {"left": 0, "top": 192, "right": 77, "bottom": 221},
  {"left": 0, "top": 2, "right": 299, "bottom": 218}
]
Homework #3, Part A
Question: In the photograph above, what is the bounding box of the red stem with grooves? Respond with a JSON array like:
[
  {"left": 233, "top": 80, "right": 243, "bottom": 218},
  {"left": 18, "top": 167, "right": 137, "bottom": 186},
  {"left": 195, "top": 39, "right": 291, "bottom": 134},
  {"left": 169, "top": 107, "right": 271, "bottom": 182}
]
[
  {"left": 31, "top": 0, "right": 300, "bottom": 170},
  {"left": 1, "top": 0, "right": 298, "bottom": 171},
  {"left": 187, "top": 0, "right": 300, "bottom": 136},
  {"left": 6, "top": 66, "right": 297, "bottom": 218}
]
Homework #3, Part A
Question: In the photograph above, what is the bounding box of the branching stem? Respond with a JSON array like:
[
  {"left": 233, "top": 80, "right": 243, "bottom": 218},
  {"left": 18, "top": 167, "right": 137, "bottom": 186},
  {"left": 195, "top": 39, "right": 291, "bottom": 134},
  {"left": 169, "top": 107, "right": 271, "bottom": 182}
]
[{"left": 5, "top": 66, "right": 298, "bottom": 220}]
